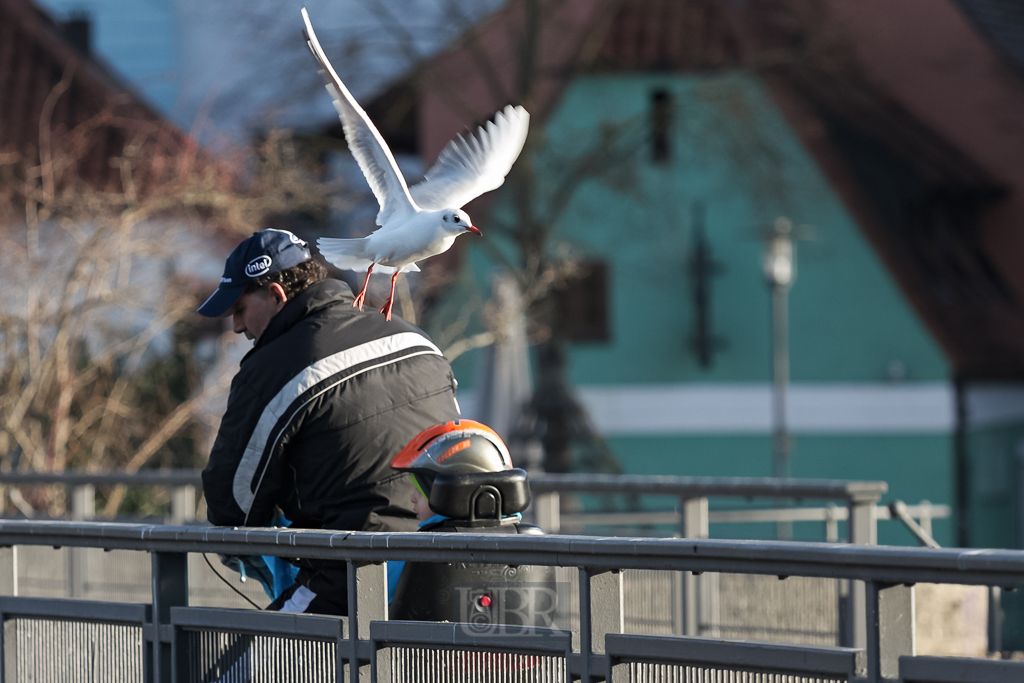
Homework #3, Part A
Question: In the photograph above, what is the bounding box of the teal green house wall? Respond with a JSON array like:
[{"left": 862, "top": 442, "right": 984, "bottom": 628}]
[
  {"left": 538, "top": 74, "right": 948, "bottom": 385},
  {"left": 455, "top": 72, "right": 962, "bottom": 547},
  {"left": 539, "top": 74, "right": 949, "bottom": 386}
]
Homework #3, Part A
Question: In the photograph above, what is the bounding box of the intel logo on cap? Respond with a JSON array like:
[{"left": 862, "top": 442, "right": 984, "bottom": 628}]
[{"left": 245, "top": 255, "right": 272, "bottom": 277}]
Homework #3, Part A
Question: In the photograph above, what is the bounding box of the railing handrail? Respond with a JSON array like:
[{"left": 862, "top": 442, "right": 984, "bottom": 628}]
[
  {"left": 0, "top": 519, "right": 1018, "bottom": 587},
  {"left": 529, "top": 473, "right": 888, "bottom": 504},
  {"left": 0, "top": 470, "right": 203, "bottom": 487},
  {"left": 0, "top": 470, "right": 889, "bottom": 503}
]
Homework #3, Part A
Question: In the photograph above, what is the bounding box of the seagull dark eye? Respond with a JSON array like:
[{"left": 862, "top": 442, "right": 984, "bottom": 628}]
[{"left": 453, "top": 215, "right": 461, "bottom": 223}]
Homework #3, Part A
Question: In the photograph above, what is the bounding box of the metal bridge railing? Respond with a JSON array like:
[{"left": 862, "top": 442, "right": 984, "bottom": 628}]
[
  {"left": 0, "top": 520, "right": 1018, "bottom": 682},
  {"left": 0, "top": 470, "right": 955, "bottom": 652}
]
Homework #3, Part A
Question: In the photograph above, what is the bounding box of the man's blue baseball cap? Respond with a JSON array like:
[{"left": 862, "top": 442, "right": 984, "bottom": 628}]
[{"left": 198, "top": 229, "right": 312, "bottom": 317}]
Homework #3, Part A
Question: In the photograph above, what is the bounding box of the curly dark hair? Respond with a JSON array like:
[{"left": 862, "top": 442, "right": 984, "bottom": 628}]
[{"left": 245, "top": 259, "right": 328, "bottom": 300}]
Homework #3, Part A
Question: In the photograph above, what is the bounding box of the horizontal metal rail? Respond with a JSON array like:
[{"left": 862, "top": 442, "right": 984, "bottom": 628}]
[
  {"left": 0, "top": 469, "right": 887, "bottom": 502},
  {"left": 0, "top": 520, "right": 1018, "bottom": 587},
  {"left": 0, "top": 595, "right": 148, "bottom": 624},
  {"left": 0, "top": 471, "right": 203, "bottom": 487},
  {"left": 606, "top": 633, "right": 865, "bottom": 679},
  {"left": 0, "top": 520, "right": 1019, "bottom": 683},
  {"left": 556, "top": 502, "right": 950, "bottom": 527},
  {"left": 899, "top": 655, "right": 1024, "bottom": 683},
  {"left": 529, "top": 473, "right": 888, "bottom": 504}
]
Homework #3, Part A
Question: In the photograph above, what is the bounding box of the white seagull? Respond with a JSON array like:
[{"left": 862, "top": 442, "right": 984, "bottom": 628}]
[{"left": 302, "top": 8, "right": 530, "bottom": 321}]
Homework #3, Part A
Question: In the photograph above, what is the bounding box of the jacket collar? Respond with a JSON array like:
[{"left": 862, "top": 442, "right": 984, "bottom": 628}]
[{"left": 242, "top": 279, "right": 353, "bottom": 362}]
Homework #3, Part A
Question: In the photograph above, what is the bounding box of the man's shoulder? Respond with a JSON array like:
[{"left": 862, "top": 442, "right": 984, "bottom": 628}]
[{"left": 241, "top": 304, "right": 447, "bottom": 391}]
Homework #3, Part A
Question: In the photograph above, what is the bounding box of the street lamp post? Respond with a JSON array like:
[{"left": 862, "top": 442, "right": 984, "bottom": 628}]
[{"left": 762, "top": 217, "right": 797, "bottom": 481}]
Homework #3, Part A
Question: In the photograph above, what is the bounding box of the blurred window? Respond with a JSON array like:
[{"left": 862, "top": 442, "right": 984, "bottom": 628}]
[
  {"left": 651, "top": 89, "right": 672, "bottom": 164},
  {"left": 557, "top": 262, "right": 610, "bottom": 342}
]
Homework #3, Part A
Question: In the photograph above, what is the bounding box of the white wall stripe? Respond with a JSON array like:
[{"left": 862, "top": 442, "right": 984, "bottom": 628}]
[
  {"left": 234, "top": 332, "right": 442, "bottom": 520},
  {"left": 459, "top": 383, "right": 959, "bottom": 435},
  {"left": 458, "top": 382, "right": 1024, "bottom": 435},
  {"left": 579, "top": 383, "right": 959, "bottom": 435}
]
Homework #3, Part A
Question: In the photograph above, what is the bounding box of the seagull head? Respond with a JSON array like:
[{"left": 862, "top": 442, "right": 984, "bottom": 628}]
[{"left": 441, "top": 209, "right": 481, "bottom": 236}]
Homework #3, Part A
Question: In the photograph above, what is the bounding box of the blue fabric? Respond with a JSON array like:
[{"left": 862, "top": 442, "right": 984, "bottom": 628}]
[
  {"left": 386, "top": 561, "right": 405, "bottom": 604},
  {"left": 261, "top": 511, "right": 300, "bottom": 600}
]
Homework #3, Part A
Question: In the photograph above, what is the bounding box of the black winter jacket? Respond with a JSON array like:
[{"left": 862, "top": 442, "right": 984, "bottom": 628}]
[{"left": 202, "top": 278, "right": 461, "bottom": 533}]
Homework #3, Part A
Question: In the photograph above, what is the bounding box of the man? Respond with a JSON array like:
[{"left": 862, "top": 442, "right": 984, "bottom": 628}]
[{"left": 199, "top": 228, "right": 460, "bottom": 615}]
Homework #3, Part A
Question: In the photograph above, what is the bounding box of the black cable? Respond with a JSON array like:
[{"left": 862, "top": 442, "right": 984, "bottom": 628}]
[{"left": 202, "top": 553, "right": 263, "bottom": 610}]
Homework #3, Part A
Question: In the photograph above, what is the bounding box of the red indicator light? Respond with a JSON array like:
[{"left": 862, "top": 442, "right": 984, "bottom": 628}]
[{"left": 479, "top": 595, "right": 492, "bottom": 607}]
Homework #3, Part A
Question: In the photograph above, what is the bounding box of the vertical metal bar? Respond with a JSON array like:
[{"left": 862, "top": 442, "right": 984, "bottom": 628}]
[
  {"left": 68, "top": 485, "right": 95, "bottom": 599},
  {"left": 534, "top": 492, "right": 560, "bottom": 534},
  {"left": 151, "top": 552, "right": 187, "bottom": 683},
  {"left": 0, "top": 549, "right": 14, "bottom": 598},
  {"left": 349, "top": 561, "right": 387, "bottom": 683},
  {"left": 578, "top": 567, "right": 623, "bottom": 683},
  {"left": 846, "top": 498, "right": 877, "bottom": 650},
  {"left": 770, "top": 281, "right": 791, "bottom": 482},
  {"left": 865, "top": 581, "right": 881, "bottom": 683},
  {"left": 578, "top": 567, "right": 593, "bottom": 683},
  {"left": 169, "top": 487, "right": 196, "bottom": 526},
  {"left": 0, "top": 603, "right": 6, "bottom": 683},
  {"left": 681, "top": 497, "right": 708, "bottom": 636},
  {"left": 825, "top": 504, "right": 839, "bottom": 543},
  {"left": 879, "top": 584, "right": 915, "bottom": 678},
  {"left": 918, "top": 501, "right": 933, "bottom": 540},
  {"left": 670, "top": 564, "right": 684, "bottom": 635},
  {"left": 70, "top": 484, "right": 95, "bottom": 520},
  {"left": 954, "top": 377, "right": 970, "bottom": 547},
  {"left": 988, "top": 586, "right": 1003, "bottom": 655}
]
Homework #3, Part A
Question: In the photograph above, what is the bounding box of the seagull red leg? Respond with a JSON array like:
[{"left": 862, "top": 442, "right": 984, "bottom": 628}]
[
  {"left": 380, "top": 270, "right": 399, "bottom": 321},
  {"left": 353, "top": 263, "right": 374, "bottom": 310}
]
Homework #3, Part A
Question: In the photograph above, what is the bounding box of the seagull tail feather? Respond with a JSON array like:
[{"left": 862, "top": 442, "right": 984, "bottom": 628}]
[
  {"left": 317, "top": 237, "right": 375, "bottom": 272},
  {"left": 317, "top": 236, "right": 421, "bottom": 274}
]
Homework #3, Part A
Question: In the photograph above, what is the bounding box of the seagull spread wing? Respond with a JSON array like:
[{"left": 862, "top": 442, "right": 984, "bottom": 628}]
[
  {"left": 410, "top": 105, "right": 530, "bottom": 211},
  {"left": 302, "top": 8, "right": 417, "bottom": 228}
]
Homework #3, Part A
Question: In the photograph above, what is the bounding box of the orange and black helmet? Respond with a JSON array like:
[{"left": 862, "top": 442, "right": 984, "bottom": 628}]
[{"left": 391, "top": 420, "right": 512, "bottom": 497}]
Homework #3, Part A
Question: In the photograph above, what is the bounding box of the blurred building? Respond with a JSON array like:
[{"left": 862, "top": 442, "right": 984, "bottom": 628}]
[
  {"left": 390, "top": 0, "right": 1024, "bottom": 558},
  {"left": 26, "top": 0, "right": 1024, "bottom": 561},
  {"left": 0, "top": 0, "right": 248, "bottom": 474},
  {"left": 0, "top": 0, "right": 181, "bottom": 190},
  {"left": 25, "top": 0, "right": 504, "bottom": 138}
]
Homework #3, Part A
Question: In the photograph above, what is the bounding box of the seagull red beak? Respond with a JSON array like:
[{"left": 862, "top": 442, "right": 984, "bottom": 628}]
[{"left": 466, "top": 225, "right": 482, "bottom": 236}]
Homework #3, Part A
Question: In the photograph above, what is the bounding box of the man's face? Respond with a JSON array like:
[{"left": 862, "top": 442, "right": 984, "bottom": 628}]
[{"left": 230, "top": 287, "right": 286, "bottom": 341}]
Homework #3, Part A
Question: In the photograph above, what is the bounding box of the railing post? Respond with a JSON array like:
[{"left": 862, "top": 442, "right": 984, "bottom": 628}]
[
  {"left": 679, "top": 497, "right": 708, "bottom": 636},
  {"left": 918, "top": 500, "right": 934, "bottom": 540},
  {"left": 151, "top": 552, "right": 187, "bottom": 683},
  {"left": 534, "top": 492, "right": 560, "bottom": 534},
  {"left": 825, "top": 503, "right": 841, "bottom": 543},
  {"left": 70, "top": 485, "right": 95, "bottom": 520},
  {"left": 879, "top": 583, "right": 914, "bottom": 678},
  {"left": 844, "top": 489, "right": 881, "bottom": 649},
  {"left": 350, "top": 561, "right": 387, "bottom": 683},
  {"left": 169, "top": 486, "right": 196, "bottom": 525},
  {"left": 988, "top": 586, "right": 1003, "bottom": 655},
  {"left": 68, "top": 485, "right": 94, "bottom": 599},
  {"left": 578, "top": 567, "right": 623, "bottom": 682},
  {"left": 865, "top": 580, "right": 881, "bottom": 683},
  {"left": 863, "top": 580, "right": 914, "bottom": 682}
]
